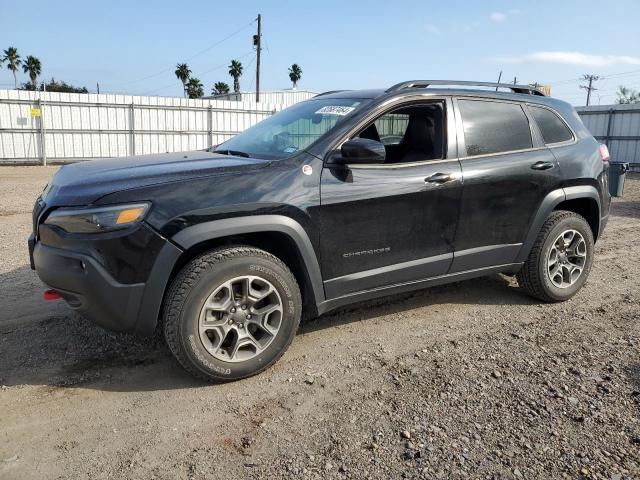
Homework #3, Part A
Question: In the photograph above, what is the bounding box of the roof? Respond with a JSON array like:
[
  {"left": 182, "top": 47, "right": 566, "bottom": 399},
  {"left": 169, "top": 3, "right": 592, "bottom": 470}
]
[
  {"left": 315, "top": 84, "right": 572, "bottom": 111},
  {"left": 315, "top": 89, "right": 386, "bottom": 99}
]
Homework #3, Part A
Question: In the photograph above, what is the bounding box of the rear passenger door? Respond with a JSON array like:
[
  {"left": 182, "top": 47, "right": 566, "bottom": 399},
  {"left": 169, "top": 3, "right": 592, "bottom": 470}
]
[{"left": 450, "top": 97, "right": 562, "bottom": 272}]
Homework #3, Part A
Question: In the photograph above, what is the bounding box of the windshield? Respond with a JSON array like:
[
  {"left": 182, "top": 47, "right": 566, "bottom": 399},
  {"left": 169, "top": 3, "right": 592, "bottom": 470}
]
[{"left": 213, "top": 97, "right": 369, "bottom": 159}]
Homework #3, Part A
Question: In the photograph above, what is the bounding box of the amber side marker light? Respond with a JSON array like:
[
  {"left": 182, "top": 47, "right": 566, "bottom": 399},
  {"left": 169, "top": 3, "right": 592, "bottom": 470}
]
[{"left": 116, "top": 207, "right": 146, "bottom": 225}]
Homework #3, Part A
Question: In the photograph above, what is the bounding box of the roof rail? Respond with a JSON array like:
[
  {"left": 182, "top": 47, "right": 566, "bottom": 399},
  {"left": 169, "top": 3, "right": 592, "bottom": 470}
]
[
  {"left": 385, "top": 80, "right": 546, "bottom": 96},
  {"left": 315, "top": 89, "right": 348, "bottom": 97}
]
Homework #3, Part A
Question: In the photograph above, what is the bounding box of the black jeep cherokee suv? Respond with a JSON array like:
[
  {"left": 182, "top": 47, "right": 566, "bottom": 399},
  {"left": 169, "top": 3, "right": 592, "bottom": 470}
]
[{"left": 29, "top": 80, "right": 611, "bottom": 381}]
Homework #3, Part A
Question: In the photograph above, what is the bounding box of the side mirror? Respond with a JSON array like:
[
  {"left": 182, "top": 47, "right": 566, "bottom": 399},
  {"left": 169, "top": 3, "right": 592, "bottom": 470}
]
[{"left": 334, "top": 138, "right": 385, "bottom": 164}]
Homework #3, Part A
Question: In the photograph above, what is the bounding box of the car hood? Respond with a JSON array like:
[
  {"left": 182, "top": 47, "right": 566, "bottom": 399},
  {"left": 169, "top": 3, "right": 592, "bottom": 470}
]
[{"left": 42, "top": 150, "right": 271, "bottom": 206}]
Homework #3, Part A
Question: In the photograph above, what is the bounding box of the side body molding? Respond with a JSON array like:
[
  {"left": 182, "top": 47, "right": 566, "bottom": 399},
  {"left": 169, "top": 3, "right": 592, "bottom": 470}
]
[
  {"left": 171, "top": 215, "right": 326, "bottom": 306},
  {"left": 515, "top": 185, "right": 601, "bottom": 263}
]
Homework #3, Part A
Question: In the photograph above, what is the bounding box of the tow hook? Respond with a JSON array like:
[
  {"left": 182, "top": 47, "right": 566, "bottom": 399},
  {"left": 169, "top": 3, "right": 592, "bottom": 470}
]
[{"left": 43, "top": 289, "right": 61, "bottom": 301}]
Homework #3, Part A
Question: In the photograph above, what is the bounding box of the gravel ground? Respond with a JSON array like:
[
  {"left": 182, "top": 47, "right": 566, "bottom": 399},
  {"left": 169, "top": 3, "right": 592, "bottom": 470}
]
[{"left": 0, "top": 166, "right": 639, "bottom": 480}]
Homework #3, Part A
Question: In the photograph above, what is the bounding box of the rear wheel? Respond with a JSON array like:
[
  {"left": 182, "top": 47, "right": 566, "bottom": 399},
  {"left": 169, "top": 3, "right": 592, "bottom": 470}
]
[
  {"left": 517, "top": 211, "right": 594, "bottom": 302},
  {"left": 163, "top": 246, "right": 302, "bottom": 381}
]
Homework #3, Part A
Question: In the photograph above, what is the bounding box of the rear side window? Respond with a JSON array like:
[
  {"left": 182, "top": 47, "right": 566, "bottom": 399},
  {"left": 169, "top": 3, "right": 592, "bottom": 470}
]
[
  {"left": 458, "top": 100, "right": 532, "bottom": 156},
  {"left": 529, "top": 105, "right": 573, "bottom": 144}
]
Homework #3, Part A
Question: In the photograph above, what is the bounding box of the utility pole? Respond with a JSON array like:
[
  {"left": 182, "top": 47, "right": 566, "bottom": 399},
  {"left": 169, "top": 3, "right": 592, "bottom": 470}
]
[
  {"left": 513, "top": 76, "right": 518, "bottom": 85},
  {"left": 254, "top": 14, "right": 262, "bottom": 103},
  {"left": 96, "top": 82, "right": 100, "bottom": 94},
  {"left": 580, "top": 74, "right": 600, "bottom": 106}
]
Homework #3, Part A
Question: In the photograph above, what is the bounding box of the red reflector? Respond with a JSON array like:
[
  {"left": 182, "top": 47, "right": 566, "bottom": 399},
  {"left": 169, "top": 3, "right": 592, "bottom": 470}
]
[
  {"left": 599, "top": 144, "right": 610, "bottom": 161},
  {"left": 43, "top": 289, "right": 61, "bottom": 301}
]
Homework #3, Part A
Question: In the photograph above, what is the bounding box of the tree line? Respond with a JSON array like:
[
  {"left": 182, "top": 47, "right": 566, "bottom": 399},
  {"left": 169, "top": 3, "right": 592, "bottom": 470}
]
[
  {"left": 175, "top": 60, "right": 303, "bottom": 99},
  {"left": 3, "top": 45, "right": 640, "bottom": 104},
  {"left": 1, "top": 46, "right": 89, "bottom": 92},
  {"left": 1, "top": 46, "right": 303, "bottom": 98}
]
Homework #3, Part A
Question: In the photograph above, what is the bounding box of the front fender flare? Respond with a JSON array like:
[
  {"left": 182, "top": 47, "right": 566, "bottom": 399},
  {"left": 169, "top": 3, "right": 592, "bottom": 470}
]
[
  {"left": 136, "top": 215, "right": 325, "bottom": 335},
  {"left": 171, "top": 215, "right": 325, "bottom": 305}
]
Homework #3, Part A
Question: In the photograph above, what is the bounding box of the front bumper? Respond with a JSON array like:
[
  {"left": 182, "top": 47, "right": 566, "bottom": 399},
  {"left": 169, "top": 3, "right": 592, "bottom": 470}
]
[
  {"left": 29, "top": 224, "right": 183, "bottom": 335},
  {"left": 32, "top": 242, "right": 146, "bottom": 332}
]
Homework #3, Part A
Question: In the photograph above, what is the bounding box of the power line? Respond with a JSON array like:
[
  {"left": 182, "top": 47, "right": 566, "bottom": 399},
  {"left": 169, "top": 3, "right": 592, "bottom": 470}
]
[
  {"left": 245, "top": 54, "right": 258, "bottom": 92},
  {"left": 104, "top": 19, "right": 256, "bottom": 88},
  {"left": 139, "top": 51, "right": 254, "bottom": 96},
  {"left": 549, "top": 68, "right": 640, "bottom": 86}
]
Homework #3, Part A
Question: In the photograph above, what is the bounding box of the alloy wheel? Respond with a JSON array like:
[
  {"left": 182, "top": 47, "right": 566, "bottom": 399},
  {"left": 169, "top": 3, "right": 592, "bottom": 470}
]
[
  {"left": 547, "top": 229, "right": 587, "bottom": 288},
  {"left": 198, "top": 275, "right": 283, "bottom": 362}
]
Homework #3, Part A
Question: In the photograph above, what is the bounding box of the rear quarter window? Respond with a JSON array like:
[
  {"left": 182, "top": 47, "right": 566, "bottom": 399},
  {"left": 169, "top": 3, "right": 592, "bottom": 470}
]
[
  {"left": 458, "top": 99, "right": 533, "bottom": 156},
  {"left": 529, "top": 105, "right": 574, "bottom": 144}
]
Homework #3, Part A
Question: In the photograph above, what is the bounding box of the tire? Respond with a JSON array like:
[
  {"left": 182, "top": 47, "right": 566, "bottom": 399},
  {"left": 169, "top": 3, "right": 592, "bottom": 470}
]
[
  {"left": 163, "top": 246, "right": 302, "bottom": 382},
  {"left": 517, "top": 210, "right": 594, "bottom": 302}
]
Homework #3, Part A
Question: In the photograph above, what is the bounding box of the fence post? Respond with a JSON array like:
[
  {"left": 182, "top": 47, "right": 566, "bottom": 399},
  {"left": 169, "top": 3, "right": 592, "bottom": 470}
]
[
  {"left": 38, "top": 98, "right": 47, "bottom": 166},
  {"left": 604, "top": 108, "right": 614, "bottom": 146},
  {"left": 129, "top": 103, "right": 136, "bottom": 156},
  {"left": 207, "top": 105, "right": 213, "bottom": 147}
]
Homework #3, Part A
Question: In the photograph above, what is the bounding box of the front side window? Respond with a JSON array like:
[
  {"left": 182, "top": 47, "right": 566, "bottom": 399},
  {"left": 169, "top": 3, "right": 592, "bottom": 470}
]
[
  {"left": 212, "top": 97, "right": 369, "bottom": 159},
  {"left": 458, "top": 99, "right": 532, "bottom": 157},
  {"left": 375, "top": 114, "right": 410, "bottom": 146},
  {"left": 356, "top": 103, "right": 445, "bottom": 164},
  {"left": 529, "top": 105, "right": 573, "bottom": 144}
]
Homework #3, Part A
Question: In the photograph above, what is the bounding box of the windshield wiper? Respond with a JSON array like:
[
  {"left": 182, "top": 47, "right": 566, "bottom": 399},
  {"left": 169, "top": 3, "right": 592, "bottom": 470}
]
[{"left": 214, "top": 149, "right": 251, "bottom": 158}]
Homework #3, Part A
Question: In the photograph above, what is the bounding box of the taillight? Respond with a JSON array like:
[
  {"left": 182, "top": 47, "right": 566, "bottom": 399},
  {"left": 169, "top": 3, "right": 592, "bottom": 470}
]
[{"left": 599, "top": 144, "right": 610, "bottom": 162}]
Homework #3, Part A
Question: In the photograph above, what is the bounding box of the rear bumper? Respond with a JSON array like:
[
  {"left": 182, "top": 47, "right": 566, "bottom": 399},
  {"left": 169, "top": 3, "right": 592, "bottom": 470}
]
[{"left": 33, "top": 242, "right": 146, "bottom": 332}]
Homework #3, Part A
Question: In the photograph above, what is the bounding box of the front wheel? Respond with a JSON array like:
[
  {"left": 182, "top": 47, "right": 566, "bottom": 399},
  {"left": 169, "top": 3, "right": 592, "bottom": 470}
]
[
  {"left": 517, "top": 210, "right": 594, "bottom": 302},
  {"left": 163, "top": 246, "right": 302, "bottom": 381}
]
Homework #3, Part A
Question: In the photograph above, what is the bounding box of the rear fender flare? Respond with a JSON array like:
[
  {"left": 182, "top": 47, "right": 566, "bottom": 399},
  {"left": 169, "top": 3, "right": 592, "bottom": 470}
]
[{"left": 515, "top": 186, "right": 601, "bottom": 263}]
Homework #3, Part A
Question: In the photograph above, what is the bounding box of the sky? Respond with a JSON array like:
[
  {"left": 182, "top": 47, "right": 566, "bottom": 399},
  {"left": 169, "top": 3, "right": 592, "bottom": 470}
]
[{"left": 1, "top": 0, "right": 639, "bottom": 105}]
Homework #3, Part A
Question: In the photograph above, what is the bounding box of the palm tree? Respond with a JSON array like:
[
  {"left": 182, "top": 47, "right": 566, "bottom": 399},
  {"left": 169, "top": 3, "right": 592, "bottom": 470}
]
[
  {"left": 22, "top": 55, "right": 42, "bottom": 89},
  {"left": 174, "top": 63, "right": 191, "bottom": 98},
  {"left": 228, "top": 60, "right": 243, "bottom": 93},
  {"left": 212, "top": 81, "right": 230, "bottom": 96},
  {"left": 616, "top": 86, "right": 640, "bottom": 105},
  {"left": 186, "top": 77, "right": 204, "bottom": 99},
  {"left": 3, "top": 47, "right": 22, "bottom": 88},
  {"left": 288, "top": 63, "right": 302, "bottom": 89}
]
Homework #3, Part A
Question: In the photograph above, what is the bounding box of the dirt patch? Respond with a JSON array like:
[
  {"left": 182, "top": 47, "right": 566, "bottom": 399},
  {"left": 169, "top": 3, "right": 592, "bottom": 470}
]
[{"left": 0, "top": 166, "right": 639, "bottom": 479}]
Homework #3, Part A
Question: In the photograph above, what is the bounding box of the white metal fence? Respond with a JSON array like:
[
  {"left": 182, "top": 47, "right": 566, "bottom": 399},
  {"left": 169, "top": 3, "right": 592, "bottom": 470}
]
[
  {"left": 3, "top": 90, "right": 638, "bottom": 170},
  {"left": 206, "top": 90, "right": 317, "bottom": 104},
  {"left": 576, "top": 104, "right": 640, "bottom": 172},
  {"left": 0, "top": 90, "right": 289, "bottom": 165}
]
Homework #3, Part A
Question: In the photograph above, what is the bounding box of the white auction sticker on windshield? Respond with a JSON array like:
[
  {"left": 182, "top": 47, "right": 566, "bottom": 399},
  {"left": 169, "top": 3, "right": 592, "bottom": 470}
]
[{"left": 315, "top": 106, "right": 355, "bottom": 116}]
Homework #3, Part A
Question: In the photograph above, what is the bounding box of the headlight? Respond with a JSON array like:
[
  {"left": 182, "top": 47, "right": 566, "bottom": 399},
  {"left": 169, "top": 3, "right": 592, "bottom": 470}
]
[{"left": 44, "top": 203, "right": 150, "bottom": 234}]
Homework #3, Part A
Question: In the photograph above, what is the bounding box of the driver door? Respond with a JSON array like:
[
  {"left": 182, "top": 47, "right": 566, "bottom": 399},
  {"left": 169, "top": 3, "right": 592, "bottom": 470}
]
[{"left": 318, "top": 98, "right": 463, "bottom": 299}]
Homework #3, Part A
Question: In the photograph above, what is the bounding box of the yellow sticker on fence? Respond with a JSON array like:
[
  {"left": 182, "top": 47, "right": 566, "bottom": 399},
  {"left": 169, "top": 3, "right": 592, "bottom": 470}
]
[{"left": 30, "top": 107, "right": 41, "bottom": 117}]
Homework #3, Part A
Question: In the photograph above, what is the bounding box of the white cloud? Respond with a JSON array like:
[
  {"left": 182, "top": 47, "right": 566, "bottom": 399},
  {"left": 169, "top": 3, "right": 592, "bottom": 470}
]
[
  {"left": 490, "top": 12, "right": 507, "bottom": 23},
  {"left": 451, "top": 21, "right": 479, "bottom": 33},
  {"left": 496, "top": 51, "right": 640, "bottom": 67},
  {"left": 425, "top": 24, "right": 441, "bottom": 35}
]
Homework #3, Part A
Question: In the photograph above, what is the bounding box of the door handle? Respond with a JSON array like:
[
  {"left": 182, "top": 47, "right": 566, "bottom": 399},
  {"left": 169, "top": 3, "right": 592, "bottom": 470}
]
[
  {"left": 530, "top": 161, "right": 555, "bottom": 171},
  {"left": 425, "top": 172, "right": 456, "bottom": 184}
]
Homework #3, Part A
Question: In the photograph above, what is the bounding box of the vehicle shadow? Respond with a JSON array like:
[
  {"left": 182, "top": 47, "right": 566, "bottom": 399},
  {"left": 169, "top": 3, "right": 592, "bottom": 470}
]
[
  {"left": 610, "top": 201, "right": 640, "bottom": 220},
  {"left": 0, "top": 263, "right": 533, "bottom": 393},
  {"left": 301, "top": 273, "right": 533, "bottom": 335}
]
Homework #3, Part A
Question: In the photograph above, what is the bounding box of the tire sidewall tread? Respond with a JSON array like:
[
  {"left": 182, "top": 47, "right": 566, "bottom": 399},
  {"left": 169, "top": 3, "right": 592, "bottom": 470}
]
[
  {"left": 163, "top": 246, "right": 301, "bottom": 382},
  {"left": 517, "top": 211, "right": 594, "bottom": 303}
]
